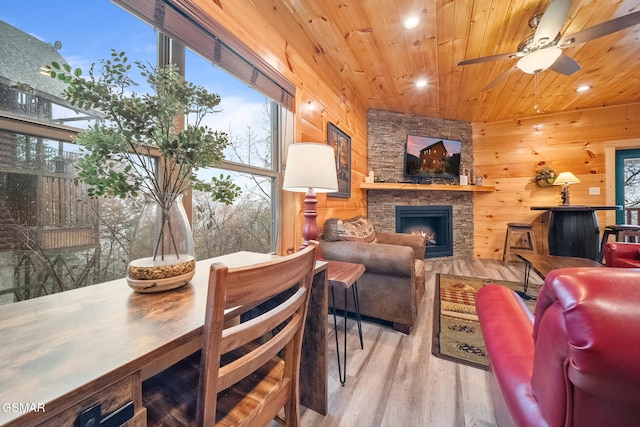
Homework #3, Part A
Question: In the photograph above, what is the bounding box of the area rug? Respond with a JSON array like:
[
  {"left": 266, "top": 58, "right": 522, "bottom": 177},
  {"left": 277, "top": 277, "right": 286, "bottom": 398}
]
[{"left": 432, "top": 273, "right": 539, "bottom": 370}]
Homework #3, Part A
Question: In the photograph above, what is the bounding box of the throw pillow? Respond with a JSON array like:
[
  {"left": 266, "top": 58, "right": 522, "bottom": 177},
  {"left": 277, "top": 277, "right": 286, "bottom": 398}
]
[{"left": 323, "top": 216, "right": 377, "bottom": 243}]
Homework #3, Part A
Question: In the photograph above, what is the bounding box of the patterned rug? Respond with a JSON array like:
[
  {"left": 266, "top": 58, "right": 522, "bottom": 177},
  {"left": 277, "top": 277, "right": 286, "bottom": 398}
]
[{"left": 431, "top": 273, "right": 539, "bottom": 370}]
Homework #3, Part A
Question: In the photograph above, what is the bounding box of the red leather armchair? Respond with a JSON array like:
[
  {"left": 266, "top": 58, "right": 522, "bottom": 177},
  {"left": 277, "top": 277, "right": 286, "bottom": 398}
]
[
  {"left": 476, "top": 267, "right": 640, "bottom": 427},
  {"left": 603, "top": 241, "right": 640, "bottom": 267}
]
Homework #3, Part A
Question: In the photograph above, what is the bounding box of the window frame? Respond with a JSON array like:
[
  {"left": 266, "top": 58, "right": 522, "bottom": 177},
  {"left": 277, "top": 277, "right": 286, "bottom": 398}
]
[{"left": 162, "top": 34, "right": 282, "bottom": 253}]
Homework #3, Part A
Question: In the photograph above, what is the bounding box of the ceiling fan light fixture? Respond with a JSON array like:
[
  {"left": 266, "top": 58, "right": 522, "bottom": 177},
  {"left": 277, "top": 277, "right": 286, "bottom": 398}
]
[{"left": 516, "top": 47, "right": 563, "bottom": 74}]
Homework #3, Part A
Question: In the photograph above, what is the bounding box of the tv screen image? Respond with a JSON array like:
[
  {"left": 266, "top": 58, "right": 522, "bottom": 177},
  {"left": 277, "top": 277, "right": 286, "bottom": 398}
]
[{"left": 404, "top": 135, "right": 461, "bottom": 183}]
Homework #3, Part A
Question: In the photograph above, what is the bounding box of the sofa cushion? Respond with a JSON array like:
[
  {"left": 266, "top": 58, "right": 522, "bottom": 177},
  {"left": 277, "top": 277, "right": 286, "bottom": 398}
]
[
  {"left": 611, "top": 258, "right": 640, "bottom": 268},
  {"left": 323, "top": 216, "right": 377, "bottom": 243}
]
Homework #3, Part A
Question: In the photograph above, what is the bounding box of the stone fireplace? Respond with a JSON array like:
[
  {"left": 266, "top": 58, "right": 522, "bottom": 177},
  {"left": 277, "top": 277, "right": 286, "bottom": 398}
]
[
  {"left": 396, "top": 206, "right": 453, "bottom": 258},
  {"left": 366, "top": 109, "right": 475, "bottom": 259},
  {"left": 367, "top": 191, "right": 473, "bottom": 258}
]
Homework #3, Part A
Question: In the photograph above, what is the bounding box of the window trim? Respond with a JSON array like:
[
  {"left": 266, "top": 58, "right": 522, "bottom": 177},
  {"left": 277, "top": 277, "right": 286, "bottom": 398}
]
[{"left": 112, "top": 0, "right": 295, "bottom": 111}]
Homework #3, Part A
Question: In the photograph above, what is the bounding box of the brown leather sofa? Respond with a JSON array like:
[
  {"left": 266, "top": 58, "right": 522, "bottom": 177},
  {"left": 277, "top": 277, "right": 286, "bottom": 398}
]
[
  {"left": 319, "top": 216, "right": 426, "bottom": 334},
  {"left": 476, "top": 267, "right": 640, "bottom": 426}
]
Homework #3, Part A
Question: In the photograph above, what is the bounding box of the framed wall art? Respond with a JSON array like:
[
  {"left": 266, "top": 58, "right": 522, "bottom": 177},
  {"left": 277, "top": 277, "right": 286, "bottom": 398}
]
[{"left": 327, "top": 122, "right": 351, "bottom": 198}]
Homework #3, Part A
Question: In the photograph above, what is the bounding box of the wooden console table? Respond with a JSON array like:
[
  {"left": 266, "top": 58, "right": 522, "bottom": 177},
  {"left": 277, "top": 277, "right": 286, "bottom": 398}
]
[
  {"left": 0, "top": 252, "right": 328, "bottom": 427},
  {"left": 531, "top": 205, "right": 621, "bottom": 260}
]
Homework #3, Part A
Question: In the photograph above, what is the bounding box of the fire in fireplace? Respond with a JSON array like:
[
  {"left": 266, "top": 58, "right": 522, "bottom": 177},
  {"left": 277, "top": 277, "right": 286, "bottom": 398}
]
[
  {"left": 405, "top": 226, "right": 437, "bottom": 246},
  {"left": 396, "top": 206, "right": 453, "bottom": 258}
]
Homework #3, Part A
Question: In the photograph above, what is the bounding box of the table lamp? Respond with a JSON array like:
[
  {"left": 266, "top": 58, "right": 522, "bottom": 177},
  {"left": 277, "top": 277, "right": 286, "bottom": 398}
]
[
  {"left": 283, "top": 142, "right": 338, "bottom": 248},
  {"left": 553, "top": 171, "right": 580, "bottom": 205}
]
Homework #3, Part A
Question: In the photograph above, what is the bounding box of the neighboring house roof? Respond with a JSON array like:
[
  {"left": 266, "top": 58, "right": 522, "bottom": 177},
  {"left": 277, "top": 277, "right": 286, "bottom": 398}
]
[{"left": 0, "top": 20, "right": 71, "bottom": 104}]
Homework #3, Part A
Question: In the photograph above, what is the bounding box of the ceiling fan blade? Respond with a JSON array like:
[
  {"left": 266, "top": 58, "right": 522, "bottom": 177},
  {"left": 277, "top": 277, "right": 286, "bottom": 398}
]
[
  {"left": 534, "top": 0, "right": 572, "bottom": 46},
  {"left": 458, "top": 52, "right": 519, "bottom": 66},
  {"left": 559, "top": 10, "right": 640, "bottom": 47},
  {"left": 482, "top": 66, "right": 518, "bottom": 91},
  {"left": 549, "top": 53, "right": 581, "bottom": 75}
]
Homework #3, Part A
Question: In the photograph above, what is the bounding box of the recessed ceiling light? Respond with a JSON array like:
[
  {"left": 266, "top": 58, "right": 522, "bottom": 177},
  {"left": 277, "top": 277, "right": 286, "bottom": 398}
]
[
  {"left": 576, "top": 85, "right": 592, "bottom": 92},
  {"left": 404, "top": 16, "right": 420, "bottom": 29},
  {"left": 416, "top": 79, "right": 427, "bottom": 88}
]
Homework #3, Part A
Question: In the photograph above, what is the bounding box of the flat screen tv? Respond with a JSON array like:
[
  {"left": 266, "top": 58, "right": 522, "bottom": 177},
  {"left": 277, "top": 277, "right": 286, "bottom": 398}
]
[{"left": 403, "top": 135, "right": 462, "bottom": 183}]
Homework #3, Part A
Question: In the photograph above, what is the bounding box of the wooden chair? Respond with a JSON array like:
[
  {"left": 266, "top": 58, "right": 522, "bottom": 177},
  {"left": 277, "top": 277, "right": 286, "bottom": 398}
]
[{"left": 143, "top": 242, "right": 318, "bottom": 427}]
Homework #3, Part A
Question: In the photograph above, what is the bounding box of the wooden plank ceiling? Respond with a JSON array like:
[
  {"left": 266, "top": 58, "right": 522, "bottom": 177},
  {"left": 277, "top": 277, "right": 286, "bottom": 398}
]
[{"left": 256, "top": 0, "right": 640, "bottom": 123}]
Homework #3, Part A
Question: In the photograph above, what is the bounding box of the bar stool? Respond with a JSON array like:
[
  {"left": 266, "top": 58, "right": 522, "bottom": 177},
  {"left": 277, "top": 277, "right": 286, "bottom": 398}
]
[
  {"left": 502, "top": 222, "right": 537, "bottom": 266},
  {"left": 326, "top": 260, "right": 365, "bottom": 386},
  {"left": 597, "top": 224, "right": 640, "bottom": 262}
]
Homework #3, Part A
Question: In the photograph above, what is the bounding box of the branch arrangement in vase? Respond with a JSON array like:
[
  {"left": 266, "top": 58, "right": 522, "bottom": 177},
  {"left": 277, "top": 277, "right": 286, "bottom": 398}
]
[
  {"left": 45, "top": 50, "right": 241, "bottom": 291},
  {"left": 46, "top": 50, "right": 240, "bottom": 206},
  {"left": 46, "top": 50, "right": 240, "bottom": 252}
]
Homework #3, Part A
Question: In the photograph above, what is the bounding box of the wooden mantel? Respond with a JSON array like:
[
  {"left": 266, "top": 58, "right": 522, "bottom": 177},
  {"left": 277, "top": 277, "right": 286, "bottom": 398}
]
[{"left": 359, "top": 182, "right": 495, "bottom": 192}]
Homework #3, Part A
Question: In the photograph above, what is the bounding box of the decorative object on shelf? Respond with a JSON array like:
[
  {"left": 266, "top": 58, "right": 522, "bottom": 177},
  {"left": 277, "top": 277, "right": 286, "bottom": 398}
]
[
  {"left": 364, "top": 170, "right": 375, "bottom": 183},
  {"left": 327, "top": 122, "right": 351, "bottom": 198},
  {"left": 553, "top": 171, "right": 581, "bottom": 205},
  {"left": 46, "top": 50, "right": 240, "bottom": 292},
  {"left": 459, "top": 165, "right": 469, "bottom": 185},
  {"left": 283, "top": 143, "right": 338, "bottom": 249},
  {"left": 534, "top": 165, "right": 557, "bottom": 187}
]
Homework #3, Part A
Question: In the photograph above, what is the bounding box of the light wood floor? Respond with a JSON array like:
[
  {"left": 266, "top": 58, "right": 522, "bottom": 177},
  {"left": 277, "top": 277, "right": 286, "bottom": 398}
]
[{"left": 294, "top": 258, "right": 543, "bottom": 427}]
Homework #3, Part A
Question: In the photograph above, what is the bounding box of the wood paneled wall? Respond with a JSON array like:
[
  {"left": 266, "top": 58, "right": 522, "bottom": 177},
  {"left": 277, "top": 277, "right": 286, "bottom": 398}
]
[
  {"left": 190, "top": 1, "right": 640, "bottom": 259},
  {"left": 192, "top": 0, "right": 368, "bottom": 254},
  {"left": 473, "top": 103, "right": 640, "bottom": 260}
]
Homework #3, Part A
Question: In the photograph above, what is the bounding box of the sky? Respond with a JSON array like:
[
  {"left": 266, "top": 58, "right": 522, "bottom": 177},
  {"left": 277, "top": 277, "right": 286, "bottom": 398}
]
[{"left": 0, "top": 0, "right": 268, "bottom": 139}]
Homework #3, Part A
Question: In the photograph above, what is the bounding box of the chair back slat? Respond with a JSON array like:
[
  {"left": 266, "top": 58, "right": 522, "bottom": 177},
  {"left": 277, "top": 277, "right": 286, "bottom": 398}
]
[
  {"left": 218, "top": 314, "right": 302, "bottom": 392},
  {"left": 220, "top": 287, "right": 307, "bottom": 354},
  {"left": 196, "top": 242, "right": 318, "bottom": 427}
]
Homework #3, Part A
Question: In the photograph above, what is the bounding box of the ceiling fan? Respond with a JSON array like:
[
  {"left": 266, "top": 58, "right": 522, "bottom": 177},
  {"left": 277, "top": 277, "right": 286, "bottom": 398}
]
[{"left": 458, "top": 0, "right": 640, "bottom": 91}]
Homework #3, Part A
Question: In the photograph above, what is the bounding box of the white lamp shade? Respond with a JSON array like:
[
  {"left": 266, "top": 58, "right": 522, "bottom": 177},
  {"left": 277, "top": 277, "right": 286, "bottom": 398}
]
[
  {"left": 282, "top": 142, "right": 339, "bottom": 193},
  {"left": 516, "top": 47, "right": 563, "bottom": 74},
  {"left": 553, "top": 171, "right": 581, "bottom": 185}
]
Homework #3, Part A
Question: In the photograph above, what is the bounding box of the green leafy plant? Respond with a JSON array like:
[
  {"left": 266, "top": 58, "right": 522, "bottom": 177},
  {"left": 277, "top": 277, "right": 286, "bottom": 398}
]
[
  {"left": 46, "top": 50, "right": 241, "bottom": 260},
  {"left": 535, "top": 165, "right": 557, "bottom": 187}
]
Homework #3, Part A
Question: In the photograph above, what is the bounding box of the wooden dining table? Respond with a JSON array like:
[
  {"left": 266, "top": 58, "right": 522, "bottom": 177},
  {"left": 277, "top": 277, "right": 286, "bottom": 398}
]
[{"left": 0, "top": 251, "right": 328, "bottom": 427}]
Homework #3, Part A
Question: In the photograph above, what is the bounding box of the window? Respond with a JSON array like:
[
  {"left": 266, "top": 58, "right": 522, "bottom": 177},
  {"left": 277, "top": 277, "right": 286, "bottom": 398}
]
[
  {"left": 184, "top": 49, "right": 285, "bottom": 257},
  {"left": 616, "top": 148, "right": 640, "bottom": 225},
  {"left": 0, "top": 0, "right": 291, "bottom": 305}
]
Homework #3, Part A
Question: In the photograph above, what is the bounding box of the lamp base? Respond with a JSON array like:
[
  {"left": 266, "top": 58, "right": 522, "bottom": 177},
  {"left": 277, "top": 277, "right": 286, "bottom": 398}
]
[
  {"left": 560, "top": 185, "right": 570, "bottom": 205},
  {"left": 300, "top": 187, "right": 319, "bottom": 250}
]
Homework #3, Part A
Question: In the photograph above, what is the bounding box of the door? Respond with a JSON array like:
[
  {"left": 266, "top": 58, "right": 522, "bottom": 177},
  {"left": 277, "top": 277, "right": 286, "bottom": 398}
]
[{"left": 615, "top": 148, "right": 640, "bottom": 224}]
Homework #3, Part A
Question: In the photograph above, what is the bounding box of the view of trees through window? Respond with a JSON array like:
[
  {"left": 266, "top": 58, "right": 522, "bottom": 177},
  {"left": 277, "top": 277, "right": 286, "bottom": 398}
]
[
  {"left": 0, "top": 1, "right": 284, "bottom": 305},
  {"left": 623, "top": 155, "right": 640, "bottom": 224}
]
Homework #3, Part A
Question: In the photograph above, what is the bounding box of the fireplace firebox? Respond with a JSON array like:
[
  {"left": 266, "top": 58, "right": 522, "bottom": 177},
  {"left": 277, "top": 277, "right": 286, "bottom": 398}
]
[{"left": 396, "top": 205, "right": 453, "bottom": 258}]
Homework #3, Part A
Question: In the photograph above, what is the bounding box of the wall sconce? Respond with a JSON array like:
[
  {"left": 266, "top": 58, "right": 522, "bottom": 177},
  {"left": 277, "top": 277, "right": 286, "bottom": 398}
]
[
  {"left": 553, "top": 171, "right": 581, "bottom": 205},
  {"left": 283, "top": 143, "right": 338, "bottom": 249}
]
